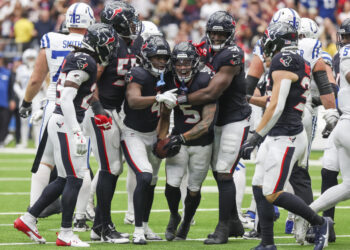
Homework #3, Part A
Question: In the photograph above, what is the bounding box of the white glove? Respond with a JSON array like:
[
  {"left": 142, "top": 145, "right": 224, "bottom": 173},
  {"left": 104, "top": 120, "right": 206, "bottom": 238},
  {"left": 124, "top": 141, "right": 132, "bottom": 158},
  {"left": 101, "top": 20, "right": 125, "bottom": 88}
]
[
  {"left": 30, "top": 109, "right": 44, "bottom": 125},
  {"left": 73, "top": 131, "right": 87, "bottom": 156},
  {"left": 323, "top": 108, "right": 339, "bottom": 127},
  {"left": 156, "top": 89, "right": 178, "bottom": 109}
]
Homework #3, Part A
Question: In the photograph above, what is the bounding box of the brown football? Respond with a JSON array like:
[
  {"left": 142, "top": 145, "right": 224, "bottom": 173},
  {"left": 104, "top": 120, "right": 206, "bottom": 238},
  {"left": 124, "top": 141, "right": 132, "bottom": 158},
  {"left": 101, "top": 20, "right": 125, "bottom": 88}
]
[{"left": 154, "top": 137, "right": 170, "bottom": 159}]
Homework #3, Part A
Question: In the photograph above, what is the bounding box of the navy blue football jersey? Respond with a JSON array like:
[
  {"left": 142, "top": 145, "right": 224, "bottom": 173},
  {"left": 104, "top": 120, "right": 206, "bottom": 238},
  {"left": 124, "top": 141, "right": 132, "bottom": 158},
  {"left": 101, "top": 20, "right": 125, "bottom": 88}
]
[
  {"left": 168, "top": 68, "right": 216, "bottom": 146},
  {"left": 54, "top": 51, "right": 97, "bottom": 123},
  {"left": 201, "top": 41, "right": 251, "bottom": 126},
  {"left": 98, "top": 35, "right": 142, "bottom": 111},
  {"left": 123, "top": 67, "right": 172, "bottom": 133},
  {"left": 267, "top": 51, "right": 311, "bottom": 136}
]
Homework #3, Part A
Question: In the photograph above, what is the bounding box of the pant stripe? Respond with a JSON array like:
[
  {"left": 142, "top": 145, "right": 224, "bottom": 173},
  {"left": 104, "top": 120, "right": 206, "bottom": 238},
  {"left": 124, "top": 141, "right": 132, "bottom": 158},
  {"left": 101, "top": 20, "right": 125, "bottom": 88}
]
[
  {"left": 121, "top": 140, "right": 142, "bottom": 173},
  {"left": 273, "top": 146, "right": 295, "bottom": 193},
  {"left": 230, "top": 125, "right": 250, "bottom": 173},
  {"left": 91, "top": 118, "right": 111, "bottom": 173},
  {"left": 58, "top": 132, "right": 77, "bottom": 178}
]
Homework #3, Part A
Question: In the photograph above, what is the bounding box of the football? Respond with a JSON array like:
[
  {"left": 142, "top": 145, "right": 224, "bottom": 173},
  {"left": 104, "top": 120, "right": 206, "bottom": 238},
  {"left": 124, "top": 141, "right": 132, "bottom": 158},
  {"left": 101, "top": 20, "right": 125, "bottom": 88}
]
[{"left": 154, "top": 137, "right": 170, "bottom": 159}]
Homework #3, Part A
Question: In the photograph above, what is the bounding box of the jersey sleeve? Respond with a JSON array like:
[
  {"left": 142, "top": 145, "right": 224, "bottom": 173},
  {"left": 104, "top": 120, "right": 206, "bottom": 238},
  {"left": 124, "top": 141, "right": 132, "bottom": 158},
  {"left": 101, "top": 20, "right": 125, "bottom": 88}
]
[
  {"left": 218, "top": 45, "right": 244, "bottom": 68},
  {"left": 40, "top": 32, "right": 55, "bottom": 49},
  {"left": 321, "top": 51, "right": 333, "bottom": 67},
  {"left": 270, "top": 52, "right": 300, "bottom": 72},
  {"left": 125, "top": 67, "right": 145, "bottom": 86},
  {"left": 298, "top": 38, "right": 322, "bottom": 70}
]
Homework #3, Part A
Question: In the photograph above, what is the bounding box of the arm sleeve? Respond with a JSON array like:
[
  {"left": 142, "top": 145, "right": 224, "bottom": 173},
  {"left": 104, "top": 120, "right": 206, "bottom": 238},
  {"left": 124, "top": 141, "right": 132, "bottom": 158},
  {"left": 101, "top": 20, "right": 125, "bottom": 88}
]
[
  {"left": 258, "top": 79, "right": 292, "bottom": 137},
  {"left": 60, "top": 87, "right": 81, "bottom": 133},
  {"left": 313, "top": 70, "right": 333, "bottom": 95}
]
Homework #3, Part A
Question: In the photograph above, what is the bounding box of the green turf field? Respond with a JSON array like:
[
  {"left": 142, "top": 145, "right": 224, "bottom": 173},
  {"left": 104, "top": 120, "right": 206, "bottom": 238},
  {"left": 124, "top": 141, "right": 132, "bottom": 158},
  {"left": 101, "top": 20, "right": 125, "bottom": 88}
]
[{"left": 0, "top": 151, "right": 349, "bottom": 249}]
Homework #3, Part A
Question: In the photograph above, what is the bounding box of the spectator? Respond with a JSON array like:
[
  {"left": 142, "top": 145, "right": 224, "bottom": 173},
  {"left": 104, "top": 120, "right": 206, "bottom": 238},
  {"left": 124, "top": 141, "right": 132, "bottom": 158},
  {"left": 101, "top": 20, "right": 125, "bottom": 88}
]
[
  {"left": 14, "top": 11, "right": 35, "bottom": 52},
  {"left": 34, "top": 9, "right": 55, "bottom": 45},
  {"left": 0, "top": 53, "right": 15, "bottom": 147}
]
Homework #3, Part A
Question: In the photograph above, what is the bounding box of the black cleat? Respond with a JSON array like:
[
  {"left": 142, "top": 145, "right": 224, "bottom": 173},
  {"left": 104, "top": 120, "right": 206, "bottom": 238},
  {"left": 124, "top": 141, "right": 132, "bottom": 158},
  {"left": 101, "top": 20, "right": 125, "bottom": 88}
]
[
  {"left": 101, "top": 224, "right": 129, "bottom": 244},
  {"left": 174, "top": 222, "right": 190, "bottom": 241},
  {"left": 243, "top": 229, "right": 261, "bottom": 240},
  {"left": 165, "top": 213, "right": 181, "bottom": 241},
  {"left": 90, "top": 225, "right": 102, "bottom": 241},
  {"left": 328, "top": 220, "right": 336, "bottom": 243},
  {"left": 250, "top": 244, "right": 277, "bottom": 250},
  {"left": 204, "top": 221, "right": 229, "bottom": 244},
  {"left": 305, "top": 226, "right": 315, "bottom": 244},
  {"left": 229, "top": 217, "right": 245, "bottom": 237},
  {"left": 37, "top": 199, "right": 61, "bottom": 218},
  {"left": 73, "top": 216, "right": 90, "bottom": 232}
]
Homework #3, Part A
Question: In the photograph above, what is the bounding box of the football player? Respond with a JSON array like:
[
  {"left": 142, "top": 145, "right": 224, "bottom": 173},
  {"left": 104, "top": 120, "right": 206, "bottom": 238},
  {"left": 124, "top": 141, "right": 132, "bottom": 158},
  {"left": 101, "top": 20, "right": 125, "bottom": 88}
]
[
  {"left": 177, "top": 11, "right": 249, "bottom": 244},
  {"left": 14, "top": 23, "right": 118, "bottom": 247},
  {"left": 85, "top": 1, "right": 142, "bottom": 243},
  {"left": 155, "top": 41, "right": 216, "bottom": 241},
  {"left": 240, "top": 22, "right": 331, "bottom": 250},
  {"left": 121, "top": 35, "right": 177, "bottom": 244},
  {"left": 123, "top": 20, "right": 163, "bottom": 226},
  {"left": 18, "top": 2, "right": 95, "bottom": 225}
]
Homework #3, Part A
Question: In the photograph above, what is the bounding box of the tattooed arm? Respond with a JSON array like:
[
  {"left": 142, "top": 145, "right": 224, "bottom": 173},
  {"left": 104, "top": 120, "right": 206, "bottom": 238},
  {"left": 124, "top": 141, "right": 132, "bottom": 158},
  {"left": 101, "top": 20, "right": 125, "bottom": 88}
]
[{"left": 182, "top": 103, "right": 216, "bottom": 142}]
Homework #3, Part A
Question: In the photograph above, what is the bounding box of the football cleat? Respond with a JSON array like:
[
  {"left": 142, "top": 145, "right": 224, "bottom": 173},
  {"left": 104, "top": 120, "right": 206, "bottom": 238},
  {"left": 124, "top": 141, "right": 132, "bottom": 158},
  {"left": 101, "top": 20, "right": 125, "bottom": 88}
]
[
  {"left": 294, "top": 215, "right": 308, "bottom": 245},
  {"left": 101, "top": 224, "right": 129, "bottom": 244},
  {"left": 14, "top": 216, "right": 46, "bottom": 244},
  {"left": 123, "top": 213, "right": 135, "bottom": 225},
  {"left": 133, "top": 232, "right": 147, "bottom": 245},
  {"left": 250, "top": 244, "right": 277, "bottom": 250},
  {"left": 204, "top": 221, "right": 229, "bottom": 244},
  {"left": 73, "top": 216, "right": 90, "bottom": 232},
  {"left": 144, "top": 226, "right": 162, "bottom": 241},
  {"left": 243, "top": 229, "right": 261, "bottom": 240},
  {"left": 329, "top": 220, "right": 336, "bottom": 243},
  {"left": 243, "top": 210, "right": 256, "bottom": 220},
  {"left": 229, "top": 217, "right": 245, "bottom": 237},
  {"left": 285, "top": 218, "right": 294, "bottom": 234},
  {"left": 314, "top": 217, "right": 331, "bottom": 250},
  {"left": 90, "top": 226, "right": 101, "bottom": 241},
  {"left": 305, "top": 226, "right": 316, "bottom": 244},
  {"left": 174, "top": 222, "right": 190, "bottom": 240},
  {"left": 239, "top": 213, "right": 254, "bottom": 230},
  {"left": 165, "top": 213, "right": 181, "bottom": 241},
  {"left": 56, "top": 232, "right": 89, "bottom": 247},
  {"left": 85, "top": 199, "right": 95, "bottom": 222}
]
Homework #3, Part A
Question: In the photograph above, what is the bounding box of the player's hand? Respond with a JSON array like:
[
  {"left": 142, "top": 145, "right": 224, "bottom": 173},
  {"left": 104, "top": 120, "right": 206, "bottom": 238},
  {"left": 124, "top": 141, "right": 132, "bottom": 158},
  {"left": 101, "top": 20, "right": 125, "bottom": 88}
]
[
  {"left": 94, "top": 114, "right": 112, "bottom": 130},
  {"left": 19, "top": 100, "right": 32, "bottom": 118},
  {"left": 164, "top": 134, "right": 185, "bottom": 157},
  {"left": 239, "top": 132, "right": 263, "bottom": 160},
  {"left": 73, "top": 131, "right": 88, "bottom": 156},
  {"left": 30, "top": 109, "right": 44, "bottom": 125},
  {"left": 322, "top": 108, "right": 339, "bottom": 138},
  {"left": 156, "top": 89, "right": 178, "bottom": 109}
]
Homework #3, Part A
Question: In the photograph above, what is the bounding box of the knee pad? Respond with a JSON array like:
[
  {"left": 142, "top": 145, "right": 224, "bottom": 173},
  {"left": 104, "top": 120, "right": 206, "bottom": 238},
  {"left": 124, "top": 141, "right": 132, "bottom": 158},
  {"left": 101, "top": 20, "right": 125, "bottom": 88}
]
[{"left": 136, "top": 172, "right": 152, "bottom": 186}]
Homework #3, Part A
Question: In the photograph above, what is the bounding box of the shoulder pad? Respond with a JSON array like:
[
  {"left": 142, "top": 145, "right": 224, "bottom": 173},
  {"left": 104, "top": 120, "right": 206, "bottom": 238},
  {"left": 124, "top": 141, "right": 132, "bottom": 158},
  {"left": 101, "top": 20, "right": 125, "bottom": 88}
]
[
  {"left": 219, "top": 45, "right": 244, "bottom": 66},
  {"left": 271, "top": 52, "right": 300, "bottom": 72}
]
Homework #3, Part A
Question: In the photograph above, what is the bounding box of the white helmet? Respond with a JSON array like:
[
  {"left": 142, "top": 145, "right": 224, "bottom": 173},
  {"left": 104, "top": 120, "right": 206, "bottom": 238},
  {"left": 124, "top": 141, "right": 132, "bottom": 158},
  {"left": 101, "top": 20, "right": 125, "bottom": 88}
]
[
  {"left": 65, "top": 2, "right": 95, "bottom": 29},
  {"left": 141, "top": 21, "right": 162, "bottom": 40},
  {"left": 299, "top": 18, "right": 319, "bottom": 39},
  {"left": 22, "top": 49, "right": 38, "bottom": 69},
  {"left": 270, "top": 8, "right": 301, "bottom": 31}
]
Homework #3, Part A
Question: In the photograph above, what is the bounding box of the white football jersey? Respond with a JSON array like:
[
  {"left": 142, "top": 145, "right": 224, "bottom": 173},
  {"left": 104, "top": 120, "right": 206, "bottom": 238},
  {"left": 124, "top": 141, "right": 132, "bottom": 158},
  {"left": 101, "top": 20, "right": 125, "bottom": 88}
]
[
  {"left": 40, "top": 32, "right": 84, "bottom": 101},
  {"left": 338, "top": 44, "right": 350, "bottom": 118},
  {"left": 14, "top": 64, "right": 33, "bottom": 101}
]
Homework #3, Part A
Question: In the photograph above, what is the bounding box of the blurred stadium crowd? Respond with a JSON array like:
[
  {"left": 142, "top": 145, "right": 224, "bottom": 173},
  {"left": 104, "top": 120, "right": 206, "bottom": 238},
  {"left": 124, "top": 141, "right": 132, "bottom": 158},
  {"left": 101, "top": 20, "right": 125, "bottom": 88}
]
[{"left": 0, "top": 0, "right": 349, "bottom": 148}]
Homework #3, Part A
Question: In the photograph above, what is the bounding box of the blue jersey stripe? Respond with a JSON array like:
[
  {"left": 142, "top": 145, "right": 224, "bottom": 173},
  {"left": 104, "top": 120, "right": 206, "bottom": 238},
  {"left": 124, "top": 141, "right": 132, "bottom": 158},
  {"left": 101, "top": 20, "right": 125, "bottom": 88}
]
[
  {"left": 72, "top": 3, "right": 80, "bottom": 24},
  {"left": 40, "top": 37, "right": 45, "bottom": 48},
  {"left": 312, "top": 40, "right": 320, "bottom": 59},
  {"left": 45, "top": 34, "right": 50, "bottom": 48}
]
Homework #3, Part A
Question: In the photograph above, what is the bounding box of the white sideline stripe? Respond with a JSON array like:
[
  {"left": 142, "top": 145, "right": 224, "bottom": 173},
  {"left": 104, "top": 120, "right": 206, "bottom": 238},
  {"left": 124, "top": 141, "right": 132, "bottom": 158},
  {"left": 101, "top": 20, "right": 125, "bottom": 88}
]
[
  {"left": 2, "top": 206, "right": 350, "bottom": 216},
  {"left": 0, "top": 224, "right": 12, "bottom": 226},
  {"left": 2, "top": 235, "right": 350, "bottom": 246}
]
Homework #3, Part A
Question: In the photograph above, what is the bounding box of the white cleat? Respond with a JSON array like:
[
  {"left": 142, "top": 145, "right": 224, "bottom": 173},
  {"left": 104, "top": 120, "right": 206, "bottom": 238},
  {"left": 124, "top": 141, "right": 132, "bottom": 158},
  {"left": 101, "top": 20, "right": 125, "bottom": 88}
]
[
  {"left": 144, "top": 226, "right": 162, "bottom": 241},
  {"left": 56, "top": 232, "right": 90, "bottom": 247},
  {"left": 239, "top": 213, "right": 254, "bottom": 230},
  {"left": 133, "top": 232, "right": 147, "bottom": 245},
  {"left": 294, "top": 215, "right": 309, "bottom": 245},
  {"left": 14, "top": 216, "right": 46, "bottom": 244},
  {"left": 124, "top": 213, "right": 134, "bottom": 225}
]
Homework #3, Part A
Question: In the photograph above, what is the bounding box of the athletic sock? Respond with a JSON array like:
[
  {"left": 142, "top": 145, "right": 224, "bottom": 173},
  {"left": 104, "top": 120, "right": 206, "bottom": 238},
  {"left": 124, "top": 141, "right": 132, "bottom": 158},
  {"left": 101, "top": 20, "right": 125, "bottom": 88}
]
[
  {"left": 165, "top": 183, "right": 181, "bottom": 216},
  {"left": 29, "top": 177, "right": 66, "bottom": 217},
  {"left": 75, "top": 169, "right": 91, "bottom": 220},
  {"left": 30, "top": 164, "right": 51, "bottom": 206},
  {"left": 321, "top": 168, "right": 339, "bottom": 219},
  {"left": 273, "top": 192, "right": 323, "bottom": 226},
  {"left": 217, "top": 178, "right": 235, "bottom": 221},
  {"left": 233, "top": 164, "right": 246, "bottom": 214},
  {"left": 61, "top": 177, "right": 83, "bottom": 228},
  {"left": 126, "top": 169, "right": 136, "bottom": 216},
  {"left": 134, "top": 172, "right": 152, "bottom": 227},
  {"left": 253, "top": 186, "right": 274, "bottom": 246},
  {"left": 143, "top": 184, "right": 155, "bottom": 223},
  {"left": 183, "top": 189, "right": 201, "bottom": 225},
  {"left": 96, "top": 170, "right": 118, "bottom": 227}
]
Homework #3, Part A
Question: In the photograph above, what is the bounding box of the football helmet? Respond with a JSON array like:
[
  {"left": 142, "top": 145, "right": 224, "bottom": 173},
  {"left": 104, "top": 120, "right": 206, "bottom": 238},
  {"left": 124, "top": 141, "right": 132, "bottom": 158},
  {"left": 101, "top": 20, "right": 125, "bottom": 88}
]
[
  {"left": 206, "top": 11, "right": 236, "bottom": 51},
  {"left": 337, "top": 18, "right": 350, "bottom": 49},
  {"left": 82, "top": 23, "right": 118, "bottom": 66},
  {"left": 22, "top": 48, "right": 38, "bottom": 69},
  {"left": 100, "top": 1, "right": 141, "bottom": 40},
  {"left": 141, "top": 21, "right": 162, "bottom": 40},
  {"left": 65, "top": 2, "right": 95, "bottom": 29},
  {"left": 270, "top": 8, "right": 301, "bottom": 31},
  {"left": 59, "top": 20, "right": 69, "bottom": 34},
  {"left": 171, "top": 41, "right": 200, "bottom": 84},
  {"left": 262, "top": 22, "right": 298, "bottom": 58},
  {"left": 299, "top": 18, "right": 319, "bottom": 39},
  {"left": 141, "top": 36, "right": 171, "bottom": 76}
]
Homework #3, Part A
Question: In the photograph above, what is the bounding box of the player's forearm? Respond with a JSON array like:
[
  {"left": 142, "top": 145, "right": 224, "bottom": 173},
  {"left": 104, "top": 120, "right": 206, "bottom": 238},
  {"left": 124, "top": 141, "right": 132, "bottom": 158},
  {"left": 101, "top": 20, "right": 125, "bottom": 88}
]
[
  {"left": 24, "top": 78, "right": 45, "bottom": 102},
  {"left": 157, "top": 106, "right": 171, "bottom": 139},
  {"left": 183, "top": 103, "right": 216, "bottom": 141},
  {"left": 320, "top": 93, "right": 336, "bottom": 109},
  {"left": 127, "top": 95, "right": 156, "bottom": 109},
  {"left": 249, "top": 95, "right": 268, "bottom": 108}
]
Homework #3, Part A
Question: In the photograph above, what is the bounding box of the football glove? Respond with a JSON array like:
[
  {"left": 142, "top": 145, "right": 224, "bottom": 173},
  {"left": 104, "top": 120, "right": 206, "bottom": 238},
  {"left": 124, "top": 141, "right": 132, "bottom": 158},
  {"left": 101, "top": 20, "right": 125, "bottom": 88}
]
[
  {"left": 91, "top": 101, "right": 112, "bottom": 130},
  {"left": 19, "top": 100, "right": 32, "bottom": 118},
  {"left": 322, "top": 108, "right": 339, "bottom": 138},
  {"left": 164, "top": 134, "right": 186, "bottom": 157},
  {"left": 156, "top": 89, "right": 178, "bottom": 109},
  {"left": 30, "top": 109, "right": 44, "bottom": 125},
  {"left": 239, "top": 132, "right": 263, "bottom": 160},
  {"left": 73, "top": 130, "right": 88, "bottom": 156},
  {"left": 193, "top": 41, "right": 206, "bottom": 56}
]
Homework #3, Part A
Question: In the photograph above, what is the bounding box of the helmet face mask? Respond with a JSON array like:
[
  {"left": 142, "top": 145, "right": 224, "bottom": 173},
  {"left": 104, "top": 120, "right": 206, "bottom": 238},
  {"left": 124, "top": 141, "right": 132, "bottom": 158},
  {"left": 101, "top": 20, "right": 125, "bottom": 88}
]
[
  {"left": 101, "top": 1, "right": 141, "bottom": 40},
  {"left": 65, "top": 2, "right": 95, "bottom": 29},
  {"left": 206, "top": 11, "right": 235, "bottom": 51},
  {"left": 337, "top": 18, "right": 350, "bottom": 49}
]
